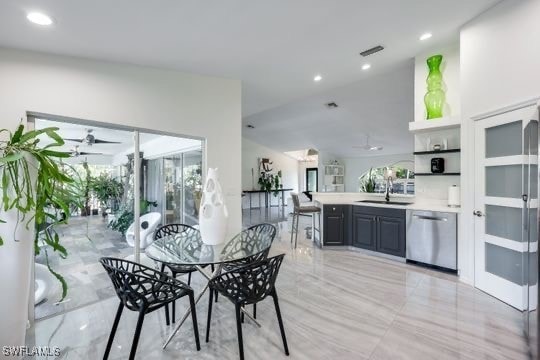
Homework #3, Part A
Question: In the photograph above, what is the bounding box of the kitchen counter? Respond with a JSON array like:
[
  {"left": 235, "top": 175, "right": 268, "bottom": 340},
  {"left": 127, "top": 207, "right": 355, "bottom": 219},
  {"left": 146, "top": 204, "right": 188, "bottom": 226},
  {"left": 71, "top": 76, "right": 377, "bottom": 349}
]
[{"left": 312, "top": 192, "right": 460, "bottom": 213}]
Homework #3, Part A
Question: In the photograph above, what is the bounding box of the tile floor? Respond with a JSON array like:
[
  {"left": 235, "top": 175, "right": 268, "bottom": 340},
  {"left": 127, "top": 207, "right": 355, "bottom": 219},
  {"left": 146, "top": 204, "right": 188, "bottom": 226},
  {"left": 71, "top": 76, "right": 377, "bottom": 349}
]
[
  {"left": 27, "top": 213, "right": 531, "bottom": 359},
  {"left": 34, "top": 216, "right": 132, "bottom": 319}
]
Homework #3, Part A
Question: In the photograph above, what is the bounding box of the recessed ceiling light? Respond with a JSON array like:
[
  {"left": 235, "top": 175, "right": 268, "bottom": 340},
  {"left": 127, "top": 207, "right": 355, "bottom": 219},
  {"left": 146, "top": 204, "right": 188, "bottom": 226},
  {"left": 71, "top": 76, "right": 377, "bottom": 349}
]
[
  {"left": 27, "top": 12, "right": 53, "bottom": 26},
  {"left": 313, "top": 75, "right": 322, "bottom": 82},
  {"left": 362, "top": 64, "right": 371, "bottom": 71},
  {"left": 419, "top": 32, "right": 432, "bottom": 41}
]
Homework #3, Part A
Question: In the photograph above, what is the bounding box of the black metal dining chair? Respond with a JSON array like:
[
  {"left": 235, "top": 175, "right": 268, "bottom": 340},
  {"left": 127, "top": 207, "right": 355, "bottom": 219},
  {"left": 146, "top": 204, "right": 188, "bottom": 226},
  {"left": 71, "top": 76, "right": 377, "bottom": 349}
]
[
  {"left": 154, "top": 224, "right": 202, "bottom": 325},
  {"left": 100, "top": 257, "right": 200, "bottom": 360},
  {"left": 217, "top": 223, "right": 277, "bottom": 319},
  {"left": 205, "top": 254, "right": 289, "bottom": 360}
]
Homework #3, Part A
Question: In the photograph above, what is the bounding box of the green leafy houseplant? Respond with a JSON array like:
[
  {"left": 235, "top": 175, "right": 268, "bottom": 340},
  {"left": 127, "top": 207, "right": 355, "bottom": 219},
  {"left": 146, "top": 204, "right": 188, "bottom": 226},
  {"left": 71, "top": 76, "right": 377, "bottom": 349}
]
[
  {"left": 108, "top": 199, "right": 158, "bottom": 235},
  {"left": 0, "top": 124, "right": 74, "bottom": 299},
  {"left": 258, "top": 170, "right": 282, "bottom": 196},
  {"left": 359, "top": 167, "right": 376, "bottom": 193},
  {"left": 90, "top": 174, "right": 124, "bottom": 216}
]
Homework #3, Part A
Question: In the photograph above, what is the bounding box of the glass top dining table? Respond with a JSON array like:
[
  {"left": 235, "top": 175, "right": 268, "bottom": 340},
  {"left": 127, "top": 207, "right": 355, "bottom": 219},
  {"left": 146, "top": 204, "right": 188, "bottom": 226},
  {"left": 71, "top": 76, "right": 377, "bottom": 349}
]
[
  {"left": 144, "top": 226, "right": 273, "bottom": 349},
  {"left": 145, "top": 227, "right": 272, "bottom": 267}
]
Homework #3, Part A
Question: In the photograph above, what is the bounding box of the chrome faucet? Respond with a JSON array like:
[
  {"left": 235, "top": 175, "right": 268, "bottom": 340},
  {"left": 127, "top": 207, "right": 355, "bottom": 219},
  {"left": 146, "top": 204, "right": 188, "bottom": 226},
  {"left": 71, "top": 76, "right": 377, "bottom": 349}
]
[{"left": 385, "top": 176, "right": 394, "bottom": 202}]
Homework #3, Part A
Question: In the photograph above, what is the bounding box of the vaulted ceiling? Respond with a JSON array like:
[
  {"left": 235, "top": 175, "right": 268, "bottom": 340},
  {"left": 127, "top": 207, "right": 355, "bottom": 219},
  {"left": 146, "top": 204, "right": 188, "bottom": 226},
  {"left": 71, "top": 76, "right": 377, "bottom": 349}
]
[
  {"left": 0, "top": 0, "right": 499, "bottom": 118},
  {"left": 0, "top": 1, "right": 501, "bottom": 158}
]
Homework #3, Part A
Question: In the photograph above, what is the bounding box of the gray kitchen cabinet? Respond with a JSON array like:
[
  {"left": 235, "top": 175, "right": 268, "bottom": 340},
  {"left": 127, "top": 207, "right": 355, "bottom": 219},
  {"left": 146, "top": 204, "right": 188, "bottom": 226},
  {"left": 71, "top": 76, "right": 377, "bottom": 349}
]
[
  {"left": 352, "top": 206, "right": 406, "bottom": 257},
  {"left": 376, "top": 215, "right": 405, "bottom": 257},
  {"left": 351, "top": 212, "right": 376, "bottom": 250},
  {"left": 323, "top": 205, "right": 348, "bottom": 245}
]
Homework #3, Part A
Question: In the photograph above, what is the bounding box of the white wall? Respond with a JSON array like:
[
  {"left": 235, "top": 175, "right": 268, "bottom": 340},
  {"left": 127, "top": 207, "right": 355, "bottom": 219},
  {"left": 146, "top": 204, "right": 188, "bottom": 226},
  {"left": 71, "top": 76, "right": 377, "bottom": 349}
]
[
  {"left": 241, "top": 137, "right": 299, "bottom": 208},
  {"left": 0, "top": 47, "right": 241, "bottom": 346},
  {"left": 342, "top": 154, "right": 414, "bottom": 192},
  {"left": 460, "top": 0, "right": 540, "bottom": 285}
]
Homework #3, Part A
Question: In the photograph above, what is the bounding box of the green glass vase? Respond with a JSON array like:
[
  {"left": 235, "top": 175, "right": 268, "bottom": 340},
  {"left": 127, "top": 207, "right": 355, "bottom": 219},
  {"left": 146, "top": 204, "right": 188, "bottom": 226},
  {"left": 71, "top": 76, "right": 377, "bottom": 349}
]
[{"left": 424, "top": 54, "right": 445, "bottom": 120}]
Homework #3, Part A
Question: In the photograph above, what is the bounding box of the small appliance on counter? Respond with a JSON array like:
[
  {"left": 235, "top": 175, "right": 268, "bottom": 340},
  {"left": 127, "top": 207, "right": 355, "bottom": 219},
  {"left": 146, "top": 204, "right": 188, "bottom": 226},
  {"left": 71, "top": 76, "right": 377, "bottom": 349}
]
[{"left": 431, "top": 157, "right": 444, "bottom": 173}]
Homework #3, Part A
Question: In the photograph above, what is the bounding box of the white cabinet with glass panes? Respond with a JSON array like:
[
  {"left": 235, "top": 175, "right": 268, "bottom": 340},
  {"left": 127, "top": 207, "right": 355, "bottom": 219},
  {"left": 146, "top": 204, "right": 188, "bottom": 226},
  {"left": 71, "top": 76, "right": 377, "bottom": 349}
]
[{"left": 324, "top": 164, "right": 345, "bottom": 192}]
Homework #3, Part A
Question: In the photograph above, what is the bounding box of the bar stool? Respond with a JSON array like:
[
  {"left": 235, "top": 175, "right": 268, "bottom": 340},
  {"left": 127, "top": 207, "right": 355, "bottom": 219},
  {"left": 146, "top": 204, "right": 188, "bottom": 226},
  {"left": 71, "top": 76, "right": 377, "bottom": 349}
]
[{"left": 290, "top": 193, "right": 321, "bottom": 248}]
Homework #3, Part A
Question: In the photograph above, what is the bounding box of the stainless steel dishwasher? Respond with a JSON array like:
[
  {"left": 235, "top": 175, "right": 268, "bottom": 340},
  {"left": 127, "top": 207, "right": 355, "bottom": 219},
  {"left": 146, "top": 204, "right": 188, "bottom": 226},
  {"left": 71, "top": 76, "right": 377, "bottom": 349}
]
[{"left": 406, "top": 210, "right": 457, "bottom": 270}]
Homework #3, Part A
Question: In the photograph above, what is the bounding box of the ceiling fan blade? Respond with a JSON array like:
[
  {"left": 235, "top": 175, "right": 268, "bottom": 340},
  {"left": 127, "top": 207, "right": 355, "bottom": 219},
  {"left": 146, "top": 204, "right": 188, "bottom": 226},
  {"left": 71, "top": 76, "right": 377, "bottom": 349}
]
[
  {"left": 79, "top": 152, "right": 104, "bottom": 155},
  {"left": 93, "top": 139, "right": 121, "bottom": 144},
  {"left": 65, "top": 138, "right": 83, "bottom": 143}
]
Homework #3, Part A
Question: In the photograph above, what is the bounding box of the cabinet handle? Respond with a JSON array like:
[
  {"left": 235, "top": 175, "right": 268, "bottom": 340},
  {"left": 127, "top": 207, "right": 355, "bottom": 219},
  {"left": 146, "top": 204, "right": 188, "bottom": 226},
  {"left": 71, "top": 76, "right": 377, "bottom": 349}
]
[
  {"left": 412, "top": 215, "right": 447, "bottom": 221},
  {"left": 342, "top": 212, "right": 344, "bottom": 219}
]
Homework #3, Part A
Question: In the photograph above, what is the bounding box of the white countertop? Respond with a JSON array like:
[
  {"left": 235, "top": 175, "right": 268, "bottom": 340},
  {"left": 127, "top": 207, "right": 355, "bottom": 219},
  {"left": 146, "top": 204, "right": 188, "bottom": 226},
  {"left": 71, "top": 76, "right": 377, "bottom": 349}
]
[{"left": 312, "top": 192, "right": 460, "bottom": 213}]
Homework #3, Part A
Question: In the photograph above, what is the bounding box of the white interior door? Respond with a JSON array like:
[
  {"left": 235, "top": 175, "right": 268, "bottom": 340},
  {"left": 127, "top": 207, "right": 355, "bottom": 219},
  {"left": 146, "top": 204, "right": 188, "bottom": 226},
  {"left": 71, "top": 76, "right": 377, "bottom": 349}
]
[{"left": 474, "top": 105, "right": 538, "bottom": 311}]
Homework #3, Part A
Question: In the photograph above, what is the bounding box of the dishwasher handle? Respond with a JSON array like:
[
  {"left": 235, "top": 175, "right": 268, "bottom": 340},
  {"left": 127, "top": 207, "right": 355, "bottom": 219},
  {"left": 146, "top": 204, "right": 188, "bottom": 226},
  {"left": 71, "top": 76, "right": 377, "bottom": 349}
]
[{"left": 412, "top": 214, "right": 448, "bottom": 221}]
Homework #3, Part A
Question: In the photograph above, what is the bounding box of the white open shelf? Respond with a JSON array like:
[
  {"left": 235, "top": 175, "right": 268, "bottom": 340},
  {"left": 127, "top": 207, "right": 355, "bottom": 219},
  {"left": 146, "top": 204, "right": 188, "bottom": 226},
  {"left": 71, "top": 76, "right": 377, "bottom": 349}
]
[{"left": 409, "top": 116, "right": 461, "bottom": 133}]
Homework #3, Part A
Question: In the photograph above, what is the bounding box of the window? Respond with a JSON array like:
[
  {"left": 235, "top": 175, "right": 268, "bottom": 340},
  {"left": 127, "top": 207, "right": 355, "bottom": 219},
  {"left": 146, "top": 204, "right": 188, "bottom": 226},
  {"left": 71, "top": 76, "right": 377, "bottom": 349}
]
[{"left": 359, "top": 163, "right": 414, "bottom": 194}]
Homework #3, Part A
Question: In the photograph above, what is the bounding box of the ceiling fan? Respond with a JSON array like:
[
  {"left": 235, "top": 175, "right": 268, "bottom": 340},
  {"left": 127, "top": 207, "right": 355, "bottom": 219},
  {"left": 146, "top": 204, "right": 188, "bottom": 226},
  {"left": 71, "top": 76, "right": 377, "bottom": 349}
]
[
  {"left": 353, "top": 134, "right": 383, "bottom": 151},
  {"left": 65, "top": 129, "right": 121, "bottom": 146},
  {"left": 70, "top": 145, "right": 104, "bottom": 157}
]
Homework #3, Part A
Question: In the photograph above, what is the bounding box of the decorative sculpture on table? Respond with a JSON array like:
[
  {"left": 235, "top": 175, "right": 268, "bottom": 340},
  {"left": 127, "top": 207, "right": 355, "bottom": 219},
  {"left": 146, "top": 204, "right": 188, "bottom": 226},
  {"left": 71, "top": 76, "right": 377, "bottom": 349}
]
[
  {"left": 199, "top": 168, "right": 228, "bottom": 245},
  {"left": 424, "top": 54, "right": 446, "bottom": 119}
]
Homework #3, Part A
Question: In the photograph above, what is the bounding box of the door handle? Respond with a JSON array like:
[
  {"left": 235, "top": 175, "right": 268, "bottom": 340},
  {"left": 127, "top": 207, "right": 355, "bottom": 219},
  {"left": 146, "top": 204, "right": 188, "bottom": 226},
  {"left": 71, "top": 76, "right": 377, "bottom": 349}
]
[{"left": 473, "top": 210, "right": 484, "bottom": 217}]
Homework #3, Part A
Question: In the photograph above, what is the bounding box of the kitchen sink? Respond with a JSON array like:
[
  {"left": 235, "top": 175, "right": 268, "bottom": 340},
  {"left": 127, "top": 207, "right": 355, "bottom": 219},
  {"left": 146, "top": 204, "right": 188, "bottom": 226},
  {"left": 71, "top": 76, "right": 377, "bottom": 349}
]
[{"left": 357, "top": 200, "right": 413, "bottom": 206}]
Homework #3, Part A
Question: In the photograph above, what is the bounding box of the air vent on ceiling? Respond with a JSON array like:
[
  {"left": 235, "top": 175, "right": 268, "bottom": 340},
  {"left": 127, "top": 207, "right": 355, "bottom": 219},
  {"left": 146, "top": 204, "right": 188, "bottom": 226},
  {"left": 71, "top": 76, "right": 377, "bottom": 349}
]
[
  {"left": 360, "top": 45, "right": 384, "bottom": 57},
  {"left": 325, "top": 102, "right": 338, "bottom": 109}
]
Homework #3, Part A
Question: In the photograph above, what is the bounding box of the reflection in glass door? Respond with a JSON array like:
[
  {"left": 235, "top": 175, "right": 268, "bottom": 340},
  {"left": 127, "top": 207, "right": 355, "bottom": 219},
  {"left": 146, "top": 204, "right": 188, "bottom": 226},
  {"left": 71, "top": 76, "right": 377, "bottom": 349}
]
[
  {"left": 162, "top": 150, "right": 203, "bottom": 225},
  {"left": 164, "top": 155, "right": 183, "bottom": 224}
]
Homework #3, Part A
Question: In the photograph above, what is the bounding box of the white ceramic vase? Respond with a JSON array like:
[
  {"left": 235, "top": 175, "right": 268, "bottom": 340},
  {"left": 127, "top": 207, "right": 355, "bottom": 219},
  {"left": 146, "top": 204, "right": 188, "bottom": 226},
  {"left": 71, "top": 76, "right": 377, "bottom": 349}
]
[{"left": 199, "top": 168, "right": 228, "bottom": 245}]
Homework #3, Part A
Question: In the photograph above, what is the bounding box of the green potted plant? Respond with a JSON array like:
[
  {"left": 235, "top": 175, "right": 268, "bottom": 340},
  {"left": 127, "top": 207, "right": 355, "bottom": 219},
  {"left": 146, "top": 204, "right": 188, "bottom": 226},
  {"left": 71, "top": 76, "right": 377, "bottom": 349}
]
[
  {"left": 258, "top": 170, "right": 282, "bottom": 196},
  {"left": 90, "top": 174, "right": 124, "bottom": 217},
  {"left": 0, "top": 123, "right": 73, "bottom": 346},
  {"left": 108, "top": 199, "right": 157, "bottom": 236},
  {"left": 360, "top": 167, "right": 376, "bottom": 193}
]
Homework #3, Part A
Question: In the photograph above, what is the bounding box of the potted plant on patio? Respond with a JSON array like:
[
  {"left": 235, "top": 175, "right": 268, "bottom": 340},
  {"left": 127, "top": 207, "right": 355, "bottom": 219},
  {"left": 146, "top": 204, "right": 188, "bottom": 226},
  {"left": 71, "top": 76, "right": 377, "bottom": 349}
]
[
  {"left": 90, "top": 174, "right": 124, "bottom": 217},
  {"left": 0, "top": 123, "right": 73, "bottom": 346}
]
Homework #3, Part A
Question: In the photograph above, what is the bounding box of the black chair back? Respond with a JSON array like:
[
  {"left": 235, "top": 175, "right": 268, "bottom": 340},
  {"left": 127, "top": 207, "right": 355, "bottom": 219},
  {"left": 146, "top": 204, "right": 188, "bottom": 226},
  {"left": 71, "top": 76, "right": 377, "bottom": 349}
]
[
  {"left": 221, "top": 223, "right": 277, "bottom": 268},
  {"left": 100, "top": 257, "right": 188, "bottom": 312},
  {"left": 211, "top": 254, "right": 285, "bottom": 305},
  {"left": 154, "top": 223, "right": 198, "bottom": 240}
]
